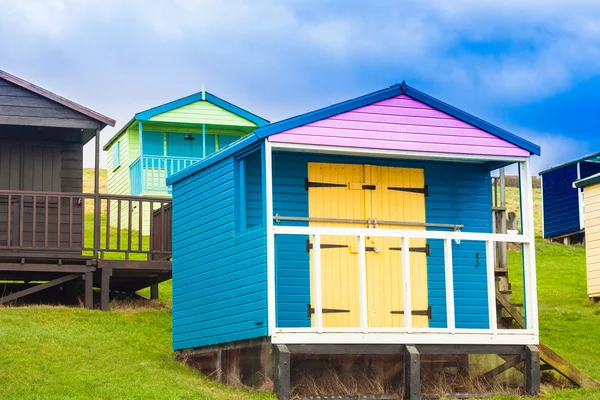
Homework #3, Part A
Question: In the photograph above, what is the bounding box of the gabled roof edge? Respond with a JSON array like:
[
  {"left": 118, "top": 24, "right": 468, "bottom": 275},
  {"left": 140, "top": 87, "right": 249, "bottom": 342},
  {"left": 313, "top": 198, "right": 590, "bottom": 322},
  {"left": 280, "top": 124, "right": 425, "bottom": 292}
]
[
  {"left": 254, "top": 84, "right": 403, "bottom": 138},
  {"left": 169, "top": 81, "right": 543, "bottom": 186},
  {"left": 105, "top": 91, "right": 269, "bottom": 151},
  {"left": 0, "top": 69, "right": 115, "bottom": 127},
  {"left": 539, "top": 151, "right": 600, "bottom": 175},
  {"left": 405, "top": 85, "right": 541, "bottom": 156},
  {"left": 402, "top": 84, "right": 540, "bottom": 156},
  {"left": 574, "top": 172, "right": 600, "bottom": 189},
  {"left": 135, "top": 91, "right": 269, "bottom": 127},
  {"left": 253, "top": 81, "right": 540, "bottom": 156},
  {"left": 102, "top": 117, "right": 135, "bottom": 151}
]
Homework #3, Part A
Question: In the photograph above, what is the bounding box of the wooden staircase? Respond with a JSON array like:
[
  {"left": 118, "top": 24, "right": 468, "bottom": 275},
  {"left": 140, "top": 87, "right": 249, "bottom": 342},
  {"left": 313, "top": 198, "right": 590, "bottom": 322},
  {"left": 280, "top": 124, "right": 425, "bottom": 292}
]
[{"left": 495, "top": 289, "right": 600, "bottom": 389}]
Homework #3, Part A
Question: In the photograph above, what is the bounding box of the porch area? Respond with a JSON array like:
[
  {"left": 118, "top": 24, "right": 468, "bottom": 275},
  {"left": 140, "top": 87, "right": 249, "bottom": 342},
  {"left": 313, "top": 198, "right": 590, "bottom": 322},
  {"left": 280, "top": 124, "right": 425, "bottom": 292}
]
[
  {"left": 126, "top": 119, "right": 253, "bottom": 196},
  {"left": 264, "top": 142, "right": 539, "bottom": 347},
  {"left": 130, "top": 155, "right": 199, "bottom": 195},
  {"left": 271, "top": 224, "right": 537, "bottom": 345},
  {"left": 0, "top": 190, "right": 172, "bottom": 310}
]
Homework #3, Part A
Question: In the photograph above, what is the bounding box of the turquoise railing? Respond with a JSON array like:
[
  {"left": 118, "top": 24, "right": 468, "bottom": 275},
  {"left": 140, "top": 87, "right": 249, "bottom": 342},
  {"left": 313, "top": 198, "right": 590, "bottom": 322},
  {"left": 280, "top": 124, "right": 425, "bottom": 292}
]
[
  {"left": 130, "top": 157, "right": 143, "bottom": 196},
  {"left": 129, "top": 155, "right": 200, "bottom": 195}
]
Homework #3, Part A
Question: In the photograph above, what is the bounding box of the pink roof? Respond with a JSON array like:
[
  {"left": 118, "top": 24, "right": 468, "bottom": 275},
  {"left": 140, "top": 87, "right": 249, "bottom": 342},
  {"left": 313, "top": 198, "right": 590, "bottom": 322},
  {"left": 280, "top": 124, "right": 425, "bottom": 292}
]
[{"left": 268, "top": 94, "right": 529, "bottom": 157}]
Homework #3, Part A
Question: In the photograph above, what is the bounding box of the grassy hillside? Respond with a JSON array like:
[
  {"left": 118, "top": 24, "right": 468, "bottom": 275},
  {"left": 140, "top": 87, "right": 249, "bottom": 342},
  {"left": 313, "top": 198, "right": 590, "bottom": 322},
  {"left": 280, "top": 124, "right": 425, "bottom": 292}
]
[
  {"left": 83, "top": 168, "right": 108, "bottom": 193},
  {"left": 0, "top": 306, "right": 273, "bottom": 400},
  {"left": 0, "top": 172, "right": 598, "bottom": 399},
  {"left": 500, "top": 241, "right": 600, "bottom": 400}
]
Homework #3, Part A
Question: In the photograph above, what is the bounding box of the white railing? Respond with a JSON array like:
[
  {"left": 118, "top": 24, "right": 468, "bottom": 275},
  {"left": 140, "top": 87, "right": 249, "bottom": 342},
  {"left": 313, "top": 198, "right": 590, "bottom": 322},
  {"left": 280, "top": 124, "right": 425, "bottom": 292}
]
[
  {"left": 130, "top": 155, "right": 200, "bottom": 195},
  {"left": 271, "top": 226, "right": 538, "bottom": 345}
]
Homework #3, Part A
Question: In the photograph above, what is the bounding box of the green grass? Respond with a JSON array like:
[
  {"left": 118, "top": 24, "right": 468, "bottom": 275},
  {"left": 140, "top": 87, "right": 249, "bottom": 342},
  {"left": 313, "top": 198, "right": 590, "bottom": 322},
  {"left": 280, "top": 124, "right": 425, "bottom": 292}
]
[
  {"left": 0, "top": 307, "right": 274, "bottom": 400},
  {"left": 83, "top": 212, "right": 151, "bottom": 261},
  {"left": 492, "top": 186, "right": 600, "bottom": 399},
  {"left": 501, "top": 240, "right": 600, "bottom": 399}
]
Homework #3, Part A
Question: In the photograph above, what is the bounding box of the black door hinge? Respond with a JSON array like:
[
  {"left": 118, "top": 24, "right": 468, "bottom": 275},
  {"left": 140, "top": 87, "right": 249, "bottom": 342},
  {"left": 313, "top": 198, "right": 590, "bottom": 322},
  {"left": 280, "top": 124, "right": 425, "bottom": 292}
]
[
  {"left": 390, "top": 306, "right": 432, "bottom": 319},
  {"left": 306, "top": 240, "right": 349, "bottom": 252},
  {"left": 305, "top": 178, "right": 376, "bottom": 191},
  {"left": 307, "top": 304, "right": 351, "bottom": 317},
  {"left": 305, "top": 178, "right": 347, "bottom": 190},
  {"left": 388, "top": 185, "right": 428, "bottom": 197},
  {"left": 389, "top": 243, "right": 430, "bottom": 256}
]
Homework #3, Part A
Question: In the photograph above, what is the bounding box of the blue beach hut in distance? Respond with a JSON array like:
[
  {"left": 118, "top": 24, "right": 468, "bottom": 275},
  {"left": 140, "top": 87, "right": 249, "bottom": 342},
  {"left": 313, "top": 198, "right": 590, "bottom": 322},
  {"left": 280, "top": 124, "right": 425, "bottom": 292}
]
[
  {"left": 167, "top": 82, "right": 541, "bottom": 399},
  {"left": 539, "top": 152, "right": 600, "bottom": 243}
]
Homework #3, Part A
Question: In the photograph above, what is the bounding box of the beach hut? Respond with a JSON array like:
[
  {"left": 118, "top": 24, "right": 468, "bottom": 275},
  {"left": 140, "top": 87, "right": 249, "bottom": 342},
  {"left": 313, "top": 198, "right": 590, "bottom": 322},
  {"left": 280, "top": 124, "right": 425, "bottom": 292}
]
[
  {"left": 574, "top": 173, "right": 600, "bottom": 300},
  {"left": 167, "top": 82, "right": 541, "bottom": 399},
  {"left": 539, "top": 153, "right": 600, "bottom": 243},
  {"left": 0, "top": 70, "right": 173, "bottom": 311},
  {"left": 103, "top": 90, "right": 268, "bottom": 198}
]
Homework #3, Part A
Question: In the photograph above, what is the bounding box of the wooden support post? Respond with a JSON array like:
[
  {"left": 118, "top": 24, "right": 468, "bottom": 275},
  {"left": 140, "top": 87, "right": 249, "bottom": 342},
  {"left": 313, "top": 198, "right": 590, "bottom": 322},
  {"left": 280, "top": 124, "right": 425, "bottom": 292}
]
[
  {"left": 211, "top": 350, "right": 223, "bottom": 382},
  {"left": 457, "top": 354, "right": 469, "bottom": 377},
  {"left": 150, "top": 283, "right": 159, "bottom": 300},
  {"left": 525, "top": 345, "right": 540, "bottom": 395},
  {"left": 273, "top": 344, "right": 290, "bottom": 400},
  {"left": 261, "top": 343, "right": 273, "bottom": 385},
  {"left": 93, "top": 128, "right": 101, "bottom": 258},
  {"left": 84, "top": 271, "right": 93, "bottom": 310},
  {"left": 240, "top": 346, "right": 265, "bottom": 386},
  {"left": 223, "top": 349, "right": 241, "bottom": 386},
  {"left": 101, "top": 268, "right": 111, "bottom": 311},
  {"left": 404, "top": 345, "right": 420, "bottom": 400}
]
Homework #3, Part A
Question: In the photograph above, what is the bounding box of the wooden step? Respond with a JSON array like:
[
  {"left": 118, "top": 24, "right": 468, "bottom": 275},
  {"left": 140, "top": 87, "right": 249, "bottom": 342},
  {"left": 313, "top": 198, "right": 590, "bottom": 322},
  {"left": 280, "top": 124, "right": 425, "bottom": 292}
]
[{"left": 495, "top": 289, "right": 600, "bottom": 389}]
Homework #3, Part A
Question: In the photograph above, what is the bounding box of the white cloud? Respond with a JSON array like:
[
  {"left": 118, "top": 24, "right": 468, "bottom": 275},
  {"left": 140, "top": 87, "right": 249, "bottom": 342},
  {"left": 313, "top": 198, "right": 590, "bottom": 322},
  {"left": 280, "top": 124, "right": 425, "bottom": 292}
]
[
  {"left": 4, "top": 0, "right": 600, "bottom": 103},
  {"left": 1, "top": 0, "right": 600, "bottom": 168}
]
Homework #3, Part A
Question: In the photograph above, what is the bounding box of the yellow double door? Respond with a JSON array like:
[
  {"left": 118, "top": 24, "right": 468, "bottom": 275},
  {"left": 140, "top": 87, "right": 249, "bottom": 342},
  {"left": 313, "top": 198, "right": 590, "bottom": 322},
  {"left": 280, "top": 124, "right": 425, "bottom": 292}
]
[{"left": 308, "top": 162, "right": 429, "bottom": 328}]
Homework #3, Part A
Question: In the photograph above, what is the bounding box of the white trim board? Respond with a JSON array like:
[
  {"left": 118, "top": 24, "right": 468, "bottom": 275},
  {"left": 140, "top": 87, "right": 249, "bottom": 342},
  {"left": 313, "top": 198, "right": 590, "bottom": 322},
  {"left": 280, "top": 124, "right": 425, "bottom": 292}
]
[
  {"left": 577, "top": 162, "right": 585, "bottom": 230},
  {"left": 268, "top": 141, "right": 529, "bottom": 164},
  {"left": 541, "top": 175, "right": 545, "bottom": 237},
  {"left": 271, "top": 332, "right": 539, "bottom": 346},
  {"left": 273, "top": 225, "right": 531, "bottom": 244},
  {"left": 265, "top": 140, "right": 276, "bottom": 337}
]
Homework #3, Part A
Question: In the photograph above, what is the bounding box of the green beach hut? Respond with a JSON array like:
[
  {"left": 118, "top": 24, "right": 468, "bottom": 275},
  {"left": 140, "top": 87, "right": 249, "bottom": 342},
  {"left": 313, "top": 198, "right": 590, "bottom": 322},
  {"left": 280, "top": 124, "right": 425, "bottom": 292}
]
[{"left": 103, "top": 90, "right": 269, "bottom": 198}]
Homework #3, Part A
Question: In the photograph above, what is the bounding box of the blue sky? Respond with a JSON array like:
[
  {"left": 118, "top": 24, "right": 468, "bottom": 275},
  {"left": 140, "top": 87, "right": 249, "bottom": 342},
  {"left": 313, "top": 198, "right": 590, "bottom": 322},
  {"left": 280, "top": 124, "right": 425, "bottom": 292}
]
[{"left": 1, "top": 0, "right": 599, "bottom": 173}]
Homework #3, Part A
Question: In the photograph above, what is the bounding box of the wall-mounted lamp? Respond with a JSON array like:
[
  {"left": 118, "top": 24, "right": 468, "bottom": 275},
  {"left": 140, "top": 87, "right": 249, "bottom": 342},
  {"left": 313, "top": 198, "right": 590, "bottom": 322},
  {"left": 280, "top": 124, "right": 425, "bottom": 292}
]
[{"left": 184, "top": 134, "right": 196, "bottom": 141}]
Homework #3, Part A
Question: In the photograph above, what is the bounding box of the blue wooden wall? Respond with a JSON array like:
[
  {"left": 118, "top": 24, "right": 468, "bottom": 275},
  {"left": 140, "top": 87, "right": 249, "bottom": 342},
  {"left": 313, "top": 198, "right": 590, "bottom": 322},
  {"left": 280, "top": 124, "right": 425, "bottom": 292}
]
[
  {"left": 166, "top": 132, "right": 216, "bottom": 158},
  {"left": 245, "top": 150, "right": 263, "bottom": 229},
  {"left": 142, "top": 131, "right": 164, "bottom": 155},
  {"left": 542, "top": 165, "right": 580, "bottom": 238},
  {"left": 171, "top": 148, "right": 268, "bottom": 351},
  {"left": 541, "top": 162, "right": 600, "bottom": 238},
  {"left": 273, "top": 152, "right": 492, "bottom": 329},
  {"left": 580, "top": 162, "right": 600, "bottom": 181}
]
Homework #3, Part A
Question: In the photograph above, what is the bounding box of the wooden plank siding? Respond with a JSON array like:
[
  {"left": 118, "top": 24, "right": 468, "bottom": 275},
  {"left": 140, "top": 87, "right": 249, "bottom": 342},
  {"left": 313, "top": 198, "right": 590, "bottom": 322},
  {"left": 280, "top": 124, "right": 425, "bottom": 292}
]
[
  {"left": 106, "top": 130, "right": 130, "bottom": 196},
  {"left": 0, "top": 79, "right": 102, "bottom": 130},
  {"left": 170, "top": 154, "right": 268, "bottom": 350},
  {"left": 583, "top": 182, "right": 600, "bottom": 297},
  {"left": 0, "top": 141, "right": 83, "bottom": 249},
  {"left": 268, "top": 94, "right": 529, "bottom": 157},
  {"left": 273, "top": 152, "right": 491, "bottom": 330},
  {"left": 128, "top": 126, "right": 141, "bottom": 163},
  {"left": 542, "top": 165, "right": 581, "bottom": 238},
  {"left": 149, "top": 100, "right": 257, "bottom": 127},
  {"left": 106, "top": 130, "right": 132, "bottom": 229},
  {"left": 542, "top": 162, "right": 600, "bottom": 238}
]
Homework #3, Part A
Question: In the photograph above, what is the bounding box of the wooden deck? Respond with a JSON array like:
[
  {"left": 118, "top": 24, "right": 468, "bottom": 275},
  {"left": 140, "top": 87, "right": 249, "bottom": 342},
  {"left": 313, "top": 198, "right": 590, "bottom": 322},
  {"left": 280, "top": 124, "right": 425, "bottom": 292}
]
[{"left": 0, "top": 190, "right": 172, "bottom": 310}]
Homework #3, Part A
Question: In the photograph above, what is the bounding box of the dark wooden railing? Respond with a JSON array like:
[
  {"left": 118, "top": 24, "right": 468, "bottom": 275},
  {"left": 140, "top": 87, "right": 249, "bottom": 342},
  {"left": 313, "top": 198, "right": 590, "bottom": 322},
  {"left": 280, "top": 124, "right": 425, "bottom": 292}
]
[{"left": 0, "top": 190, "right": 172, "bottom": 261}]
